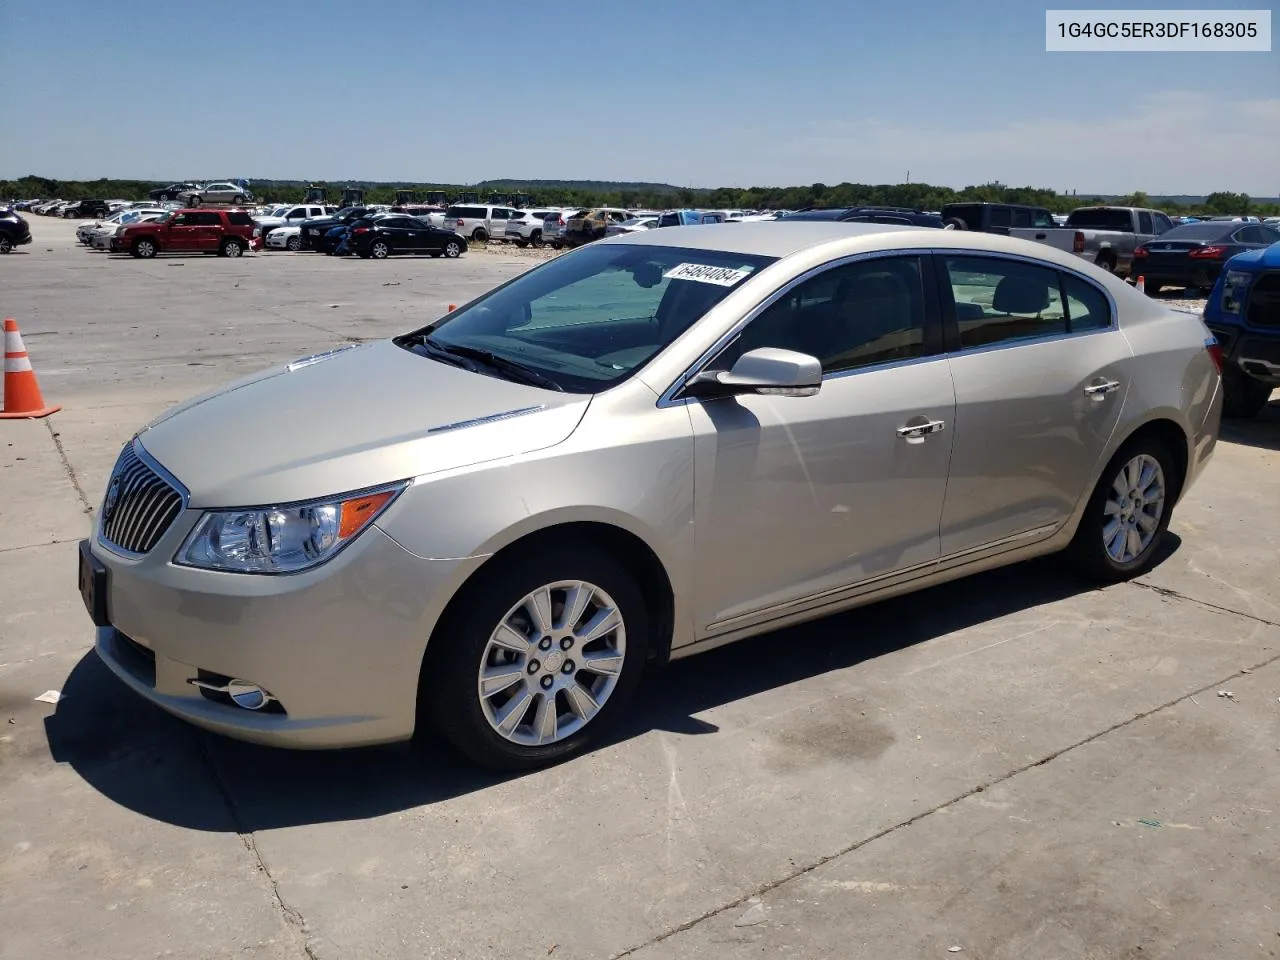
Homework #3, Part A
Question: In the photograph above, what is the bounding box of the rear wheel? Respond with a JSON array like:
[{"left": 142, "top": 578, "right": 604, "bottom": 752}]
[
  {"left": 0, "top": 236, "right": 12, "bottom": 254},
  {"left": 1095, "top": 253, "right": 1116, "bottom": 273},
  {"left": 1222, "top": 365, "right": 1274, "bottom": 419},
  {"left": 1067, "top": 435, "right": 1178, "bottom": 582},
  {"left": 370, "top": 240, "right": 390, "bottom": 259},
  {"left": 472, "top": 227, "right": 488, "bottom": 243},
  {"left": 233, "top": 194, "right": 245, "bottom": 204},
  {"left": 421, "top": 543, "right": 649, "bottom": 770},
  {"left": 530, "top": 230, "right": 544, "bottom": 248},
  {"left": 219, "top": 238, "right": 243, "bottom": 258}
]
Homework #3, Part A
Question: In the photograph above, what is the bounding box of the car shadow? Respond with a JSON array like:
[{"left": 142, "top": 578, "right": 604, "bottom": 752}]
[
  {"left": 1218, "top": 399, "right": 1280, "bottom": 453},
  {"left": 44, "top": 544, "right": 1179, "bottom": 832}
]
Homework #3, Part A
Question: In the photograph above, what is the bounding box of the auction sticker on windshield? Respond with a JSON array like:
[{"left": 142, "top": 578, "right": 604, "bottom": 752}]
[{"left": 663, "top": 263, "right": 754, "bottom": 286}]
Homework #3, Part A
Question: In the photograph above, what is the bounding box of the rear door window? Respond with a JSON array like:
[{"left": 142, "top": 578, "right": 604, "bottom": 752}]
[
  {"left": 942, "top": 256, "right": 1066, "bottom": 348},
  {"left": 988, "top": 207, "right": 1012, "bottom": 229},
  {"left": 1011, "top": 209, "right": 1032, "bottom": 228},
  {"left": 1138, "top": 211, "right": 1154, "bottom": 233}
]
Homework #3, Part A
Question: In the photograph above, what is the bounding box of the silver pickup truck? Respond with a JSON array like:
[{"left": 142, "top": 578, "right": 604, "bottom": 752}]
[{"left": 1009, "top": 206, "right": 1175, "bottom": 277}]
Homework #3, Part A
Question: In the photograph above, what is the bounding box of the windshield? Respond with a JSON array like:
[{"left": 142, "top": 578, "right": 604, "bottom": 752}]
[{"left": 397, "top": 243, "right": 778, "bottom": 393}]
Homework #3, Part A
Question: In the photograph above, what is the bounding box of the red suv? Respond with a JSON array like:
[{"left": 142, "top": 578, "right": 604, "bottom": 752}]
[{"left": 117, "top": 208, "right": 262, "bottom": 259}]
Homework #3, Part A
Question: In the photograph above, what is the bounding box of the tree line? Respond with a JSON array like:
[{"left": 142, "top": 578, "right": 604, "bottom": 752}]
[{"left": 2, "top": 174, "right": 1274, "bottom": 217}]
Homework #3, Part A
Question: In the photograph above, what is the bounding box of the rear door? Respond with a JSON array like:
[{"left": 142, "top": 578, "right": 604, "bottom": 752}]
[
  {"left": 937, "top": 253, "right": 1129, "bottom": 558},
  {"left": 489, "top": 207, "right": 510, "bottom": 238}
]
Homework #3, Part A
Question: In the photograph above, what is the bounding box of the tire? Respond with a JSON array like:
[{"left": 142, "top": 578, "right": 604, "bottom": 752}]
[
  {"left": 1067, "top": 435, "right": 1179, "bottom": 583},
  {"left": 516, "top": 239, "right": 528, "bottom": 248},
  {"left": 159, "top": 193, "right": 171, "bottom": 202},
  {"left": 1094, "top": 253, "right": 1116, "bottom": 274},
  {"left": 219, "top": 239, "right": 243, "bottom": 258},
  {"left": 233, "top": 195, "right": 245, "bottom": 204},
  {"left": 944, "top": 217, "right": 968, "bottom": 230},
  {"left": 133, "top": 238, "right": 157, "bottom": 259},
  {"left": 421, "top": 542, "right": 650, "bottom": 770},
  {"left": 188, "top": 196, "right": 201, "bottom": 207},
  {"left": 530, "top": 230, "right": 543, "bottom": 248},
  {"left": 1222, "top": 365, "right": 1274, "bottom": 419},
  {"left": 443, "top": 240, "right": 462, "bottom": 258},
  {"left": 370, "top": 240, "right": 390, "bottom": 259},
  {"left": 550, "top": 240, "right": 563, "bottom": 250},
  {"left": 285, "top": 235, "right": 301, "bottom": 252},
  {"left": 472, "top": 227, "right": 488, "bottom": 243},
  {"left": 0, "top": 236, "right": 12, "bottom": 254}
]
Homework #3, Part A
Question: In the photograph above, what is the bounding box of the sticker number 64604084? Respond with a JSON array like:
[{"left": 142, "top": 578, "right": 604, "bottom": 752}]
[{"left": 662, "top": 263, "right": 754, "bottom": 286}]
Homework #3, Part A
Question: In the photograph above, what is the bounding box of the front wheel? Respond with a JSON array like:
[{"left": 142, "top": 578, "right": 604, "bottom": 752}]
[
  {"left": 530, "top": 230, "right": 544, "bottom": 248},
  {"left": 443, "top": 240, "right": 462, "bottom": 258},
  {"left": 422, "top": 545, "right": 649, "bottom": 769},
  {"left": 1067, "top": 436, "right": 1177, "bottom": 583},
  {"left": 133, "top": 238, "right": 157, "bottom": 259},
  {"left": 233, "top": 194, "right": 245, "bottom": 204},
  {"left": 285, "top": 235, "right": 301, "bottom": 252},
  {"left": 0, "top": 236, "right": 12, "bottom": 254}
]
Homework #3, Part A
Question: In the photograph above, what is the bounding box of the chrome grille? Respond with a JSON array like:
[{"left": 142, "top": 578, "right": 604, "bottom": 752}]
[{"left": 100, "top": 443, "right": 184, "bottom": 555}]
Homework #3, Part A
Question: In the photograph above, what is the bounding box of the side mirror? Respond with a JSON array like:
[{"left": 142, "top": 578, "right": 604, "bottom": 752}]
[{"left": 684, "top": 347, "right": 822, "bottom": 399}]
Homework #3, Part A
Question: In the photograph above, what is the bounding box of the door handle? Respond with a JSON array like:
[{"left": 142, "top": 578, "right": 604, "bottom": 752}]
[
  {"left": 896, "top": 420, "right": 946, "bottom": 442},
  {"left": 1083, "top": 379, "right": 1121, "bottom": 400}
]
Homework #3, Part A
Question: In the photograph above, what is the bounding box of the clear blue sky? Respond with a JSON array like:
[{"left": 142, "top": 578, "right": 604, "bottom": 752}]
[{"left": 2, "top": 0, "right": 1276, "bottom": 194}]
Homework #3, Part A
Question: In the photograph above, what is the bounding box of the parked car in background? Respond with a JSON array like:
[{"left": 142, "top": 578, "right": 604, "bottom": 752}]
[
  {"left": 149, "top": 182, "right": 202, "bottom": 202},
  {"left": 78, "top": 208, "right": 165, "bottom": 245},
  {"left": 0, "top": 208, "right": 32, "bottom": 253},
  {"left": 64, "top": 199, "right": 109, "bottom": 218},
  {"left": 657, "top": 210, "right": 728, "bottom": 227},
  {"left": 254, "top": 204, "right": 336, "bottom": 242},
  {"left": 78, "top": 222, "right": 1222, "bottom": 768},
  {"left": 116, "top": 208, "right": 261, "bottom": 259},
  {"left": 502, "top": 209, "right": 560, "bottom": 247},
  {"left": 1202, "top": 241, "right": 1280, "bottom": 418},
  {"left": 442, "top": 204, "right": 518, "bottom": 243},
  {"left": 346, "top": 215, "right": 466, "bottom": 259},
  {"left": 564, "top": 208, "right": 635, "bottom": 245},
  {"left": 605, "top": 216, "right": 659, "bottom": 237},
  {"left": 297, "top": 206, "right": 378, "bottom": 251},
  {"left": 265, "top": 225, "right": 304, "bottom": 251},
  {"left": 184, "top": 182, "right": 253, "bottom": 206},
  {"left": 940, "top": 202, "right": 1058, "bottom": 234},
  {"left": 1131, "top": 221, "right": 1280, "bottom": 294},
  {"left": 1009, "top": 206, "right": 1174, "bottom": 276},
  {"left": 542, "top": 209, "right": 587, "bottom": 249}
]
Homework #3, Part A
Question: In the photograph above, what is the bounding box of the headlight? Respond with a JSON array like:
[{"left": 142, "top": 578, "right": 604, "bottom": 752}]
[
  {"left": 1222, "top": 271, "right": 1251, "bottom": 314},
  {"left": 175, "top": 483, "right": 406, "bottom": 574}
]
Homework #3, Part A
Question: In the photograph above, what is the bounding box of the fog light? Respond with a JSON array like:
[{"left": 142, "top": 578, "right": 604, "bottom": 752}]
[{"left": 189, "top": 676, "right": 277, "bottom": 711}]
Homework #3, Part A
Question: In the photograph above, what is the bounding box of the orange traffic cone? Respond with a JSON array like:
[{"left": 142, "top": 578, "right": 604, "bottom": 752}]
[
  {"left": 1, "top": 318, "right": 61, "bottom": 419},
  {"left": 1135, "top": 275, "right": 1146, "bottom": 295}
]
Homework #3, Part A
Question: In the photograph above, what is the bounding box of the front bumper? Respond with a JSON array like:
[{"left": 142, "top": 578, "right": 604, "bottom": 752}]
[
  {"left": 1206, "top": 320, "right": 1280, "bottom": 387},
  {"left": 83, "top": 512, "right": 476, "bottom": 749}
]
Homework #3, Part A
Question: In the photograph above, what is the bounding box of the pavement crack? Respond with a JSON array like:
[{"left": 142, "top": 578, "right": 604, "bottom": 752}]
[
  {"left": 1129, "top": 579, "right": 1280, "bottom": 628},
  {"left": 195, "top": 734, "right": 320, "bottom": 960},
  {"left": 0, "top": 537, "right": 80, "bottom": 554},
  {"left": 609, "top": 649, "right": 1280, "bottom": 959},
  {"left": 45, "top": 419, "right": 93, "bottom": 517}
]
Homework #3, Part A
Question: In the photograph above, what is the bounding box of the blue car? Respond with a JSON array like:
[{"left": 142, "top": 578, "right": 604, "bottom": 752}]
[{"left": 1202, "top": 241, "right": 1280, "bottom": 418}]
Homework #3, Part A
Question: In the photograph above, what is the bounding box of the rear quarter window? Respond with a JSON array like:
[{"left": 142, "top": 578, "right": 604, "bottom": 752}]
[
  {"left": 1062, "top": 274, "right": 1110, "bottom": 332},
  {"left": 226, "top": 212, "right": 253, "bottom": 226}
]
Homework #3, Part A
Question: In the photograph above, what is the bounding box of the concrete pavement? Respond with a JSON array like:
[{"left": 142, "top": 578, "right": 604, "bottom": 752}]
[{"left": 1, "top": 215, "right": 1277, "bottom": 960}]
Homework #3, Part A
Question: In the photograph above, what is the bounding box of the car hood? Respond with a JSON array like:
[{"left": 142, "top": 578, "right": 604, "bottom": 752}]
[
  {"left": 1227, "top": 242, "right": 1280, "bottom": 271},
  {"left": 136, "top": 339, "right": 590, "bottom": 508}
]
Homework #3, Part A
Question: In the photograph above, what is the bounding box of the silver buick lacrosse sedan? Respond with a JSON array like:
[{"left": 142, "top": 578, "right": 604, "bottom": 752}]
[{"left": 79, "top": 222, "right": 1222, "bottom": 768}]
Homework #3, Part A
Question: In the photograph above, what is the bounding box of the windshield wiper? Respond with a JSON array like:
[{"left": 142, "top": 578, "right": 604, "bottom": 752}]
[{"left": 410, "top": 334, "right": 564, "bottom": 392}]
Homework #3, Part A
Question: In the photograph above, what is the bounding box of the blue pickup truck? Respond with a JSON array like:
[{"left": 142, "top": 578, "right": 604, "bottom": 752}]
[{"left": 1202, "top": 242, "right": 1280, "bottom": 418}]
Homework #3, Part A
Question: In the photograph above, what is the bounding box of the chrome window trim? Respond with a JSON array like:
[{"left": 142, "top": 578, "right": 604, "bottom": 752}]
[{"left": 657, "top": 247, "right": 938, "bottom": 407}]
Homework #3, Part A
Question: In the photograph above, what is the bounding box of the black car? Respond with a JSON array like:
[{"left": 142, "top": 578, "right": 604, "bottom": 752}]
[
  {"left": 298, "top": 206, "right": 377, "bottom": 251},
  {"left": 778, "top": 206, "right": 946, "bottom": 228},
  {"left": 0, "top": 208, "right": 32, "bottom": 253},
  {"left": 1133, "top": 221, "right": 1280, "bottom": 293},
  {"left": 64, "top": 198, "right": 109, "bottom": 219},
  {"left": 348, "top": 215, "right": 467, "bottom": 259},
  {"left": 148, "top": 182, "right": 199, "bottom": 202},
  {"left": 939, "top": 202, "right": 1058, "bottom": 233}
]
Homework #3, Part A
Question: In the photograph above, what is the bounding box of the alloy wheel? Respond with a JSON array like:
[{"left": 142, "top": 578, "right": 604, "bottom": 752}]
[
  {"left": 1102, "top": 453, "right": 1165, "bottom": 563},
  {"left": 477, "top": 580, "right": 626, "bottom": 747}
]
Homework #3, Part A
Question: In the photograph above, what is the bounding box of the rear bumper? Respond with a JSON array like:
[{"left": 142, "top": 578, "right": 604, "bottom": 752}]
[{"left": 1137, "top": 262, "right": 1224, "bottom": 288}]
